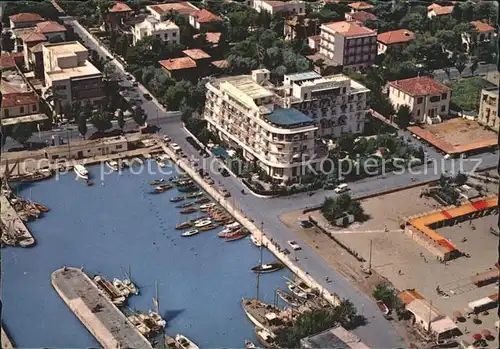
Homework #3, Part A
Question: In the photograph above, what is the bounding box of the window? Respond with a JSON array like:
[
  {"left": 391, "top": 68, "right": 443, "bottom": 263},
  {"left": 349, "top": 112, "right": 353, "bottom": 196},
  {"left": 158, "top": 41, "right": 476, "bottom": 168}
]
[
  {"left": 417, "top": 110, "right": 420, "bottom": 117},
  {"left": 172, "top": 32, "right": 177, "bottom": 37},
  {"left": 441, "top": 93, "right": 447, "bottom": 99},
  {"left": 32, "top": 104, "right": 37, "bottom": 112},
  {"left": 116, "top": 145, "right": 123, "bottom": 149},
  {"left": 356, "top": 123, "right": 360, "bottom": 131},
  {"left": 417, "top": 97, "right": 423, "bottom": 104},
  {"left": 164, "top": 33, "right": 168, "bottom": 39},
  {"left": 429, "top": 95, "right": 440, "bottom": 103},
  {"left": 155, "top": 34, "right": 160, "bottom": 39},
  {"left": 20, "top": 106, "right": 24, "bottom": 113},
  {"left": 440, "top": 105, "right": 445, "bottom": 112}
]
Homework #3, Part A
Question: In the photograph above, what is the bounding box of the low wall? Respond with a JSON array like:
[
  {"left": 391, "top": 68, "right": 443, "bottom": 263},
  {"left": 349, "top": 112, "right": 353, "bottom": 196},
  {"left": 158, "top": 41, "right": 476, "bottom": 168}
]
[{"left": 404, "top": 226, "right": 451, "bottom": 261}]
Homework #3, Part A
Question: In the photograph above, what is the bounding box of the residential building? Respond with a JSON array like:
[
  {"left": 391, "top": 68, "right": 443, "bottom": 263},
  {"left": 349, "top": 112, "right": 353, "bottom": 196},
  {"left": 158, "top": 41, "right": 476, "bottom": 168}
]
[
  {"left": 319, "top": 20, "right": 377, "bottom": 72},
  {"left": 27, "top": 42, "right": 46, "bottom": 79},
  {"left": 348, "top": 2, "right": 374, "bottom": 12},
  {"left": 132, "top": 16, "right": 180, "bottom": 45},
  {"left": 308, "top": 35, "right": 321, "bottom": 51},
  {"left": 210, "top": 60, "right": 229, "bottom": 75},
  {"left": 35, "top": 21, "right": 67, "bottom": 41},
  {"left": 344, "top": 10, "right": 377, "bottom": 24},
  {"left": 427, "top": 3, "right": 454, "bottom": 19},
  {"left": 388, "top": 76, "right": 451, "bottom": 124},
  {"left": 248, "top": 0, "right": 306, "bottom": 15},
  {"left": 284, "top": 17, "right": 320, "bottom": 41},
  {"left": 146, "top": 2, "right": 200, "bottom": 21},
  {"left": 477, "top": 87, "right": 499, "bottom": 132},
  {"left": 462, "top": 21, "right": 496, "bottom": 52},
  {"left": 283, "top": 72, "right": 370, "bottom": 137},
  {"left": 188, "top": 9, "right": 221, "bottom": 31},
  {"left": 300, "top": 326, "right": 370, "bottom": 349},
  {"left": 0, "top": 52, "right": 24, "bottom": 71},
  {"left": 377, "top": 29, "right": 414, "bottom": 54},
  {"left": 22, "top": 21, "right": 67, "bottom": 70},
  {"left": 106, "top": 2, "right": 134, "bottom": 30},
  {"left": 183, "top": 49, "right": 211, "bottom": 68},
  {"left": 43, "top": 41, "right": 105, "bottom": 111},
  {"left": 158, "top": 57, "right": 197, "bottom": 80},
  {"left": 9, "top": 13, "right": 42, "bottom": 30},
  {"left": 193, "top": 32, "right": 221, "bottom": 46},
  {"left": 44, "top": 136, "right": 128, "bottom": 161}
]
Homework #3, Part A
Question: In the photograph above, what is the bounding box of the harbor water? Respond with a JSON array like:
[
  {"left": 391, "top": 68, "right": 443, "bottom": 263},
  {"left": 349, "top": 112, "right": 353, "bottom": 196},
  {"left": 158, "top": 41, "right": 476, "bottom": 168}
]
[{"left": 2, "top": 162, "right": 292, "bottom": 348}]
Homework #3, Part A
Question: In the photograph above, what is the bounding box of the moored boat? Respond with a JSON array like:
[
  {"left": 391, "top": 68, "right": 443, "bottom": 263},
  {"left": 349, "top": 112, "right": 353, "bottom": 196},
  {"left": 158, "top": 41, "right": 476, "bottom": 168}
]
[
  {"left": 181, "top": 229, "right": 199, "bottom": 237},
  {"left": 106, "top": 160, "right": 119, "bottom": 171},
  {"left": 194, "top": 219, "right": 212, "bottom": 228},
  {"left": 74, "top": 164, "right": 89, "bottom": 180},
  {"left": 245, "top": 339, "right": 258, "bottom": 349},
  {"left": 224, "top": 230, "right": 249, "bottom": 242},
  {"left": 286, "top": 282, "right": 309, "bottom": 299},
  {"left": 153, "top": 184, "right": 172, "bottom": 193},
  {"left": 186, "top": 191, "right": 204, "bottom": 199},
  {"left": 241, "top": 298, "right": 281, "bottom": 330},
  {"left": 170, "top": 196, "right": 185, "bottom": 202},
  {"left": 195, "top": 197, "right": 210, "bottom": 204},
  {"left": 175, "top": 334, "right": 199, "bottom": 349},
  {"left": 123, "top": 278, "right": 139, "bottom": 296},
  {"left": 251, "top": 234, "right": 262, "bottom": 247},
  {"left": 176, "top": 221, "right": 193, "bottom": 230},
  {"left": 33, "top": 202, "right": 50, "bottom": 213},
  {"left": 276, "top": 289, "right": 302, "bottom": 307},
  {"left": 254, "top": 327, "right": 278, "bottom": 349},
  {"left": 178, "top": 185, "right": 199, "bottom": 193},
  {"left": 176, "top": 179, "right": 194, "bottom": 187},
  {"left": 113, "top": 278, "right": 131, "bottom": 297},
  {"left": 199, "top": 223, "right": 218, "bottom": 231},
  {"left": 251, "top": 262, "right": 284, "bottom": 274},
  {"left": 176, "top": 202, "right": 194, "bottom": 208},
  {"left": 21, "top": 169, "right": 53, "bottom": 182},
  {"left": 150, "top": 179, "right": 165, "bottom": 185},
  {"left": 218, "top": 222, "right": 241, "bottom": 237},
  {"left": 199, "top": 202, "right": 216, "bottom": 210},
  {"left": 180, "top": 207, "right": 197, "bottom": 214}
]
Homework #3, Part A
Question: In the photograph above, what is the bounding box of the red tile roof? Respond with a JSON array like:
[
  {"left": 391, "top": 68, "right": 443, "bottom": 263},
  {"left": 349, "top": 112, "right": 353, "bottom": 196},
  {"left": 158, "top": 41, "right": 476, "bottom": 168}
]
[
  {"left": 19, "top": 30, "right": 47, "bottom": 43},
  {"left": 149, "top": 2, "right": 199, "bottom": 16},
  {"left": 191, "top": 9, "right": 221, "bottom": 23},
  {"left": 2, "top": 92, "right": 39, "bottom": 108},
  {"left": 323, "top": 21, "right": 376, "bottom": 36},
  {"left": 349, "top": 10, "right": 377, "bottom": 22},
  {"left": 211, "top": 60, "right": 229, "bottom": 69},
  {"left": 470, "top": 20, "right": 495, "bottom": 33},
  {"left": 348, "top": 1, "right": 374, "bottom": 10},
  {"left": 0, "top": 55, "right": 16, "bottom": 70},
  {"left": 429, "top": 4, "right": 454, "bottom": 15},
  {"left": 389, "top": 77, "right": 450, "bottom": 97},
  {"left": 36, "top": 20, "right": 67, "bottom": 33},
  {"left": 377, "top": 29, "right": 414, "bottom": 45},
  {"left": 193, "top": 32, "right": 221, "bottom": 44},
  {"left": 9, "top": 13, "right": 43, "bottom": 23},
  {"left": 29, "top": 42, "right": 46, "bottom": 53},
  {"left": 263, "top": 0, "right": 286, "bottom": 6},
  {"left": 159, "top": 57, "right": 197, "bottom": 71},
  {"left": 109, "top": 2, "right": 133, "bottom": 13},
  {"left": 183, "top": 49, "right": 211, "bottom": 60}
]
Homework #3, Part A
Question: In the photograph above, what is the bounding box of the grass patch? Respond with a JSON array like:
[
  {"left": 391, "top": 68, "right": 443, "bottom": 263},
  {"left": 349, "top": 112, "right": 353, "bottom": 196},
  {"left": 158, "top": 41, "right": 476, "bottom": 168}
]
[{"left": 448, "top": 77, "right": 495, "bottom": 112}]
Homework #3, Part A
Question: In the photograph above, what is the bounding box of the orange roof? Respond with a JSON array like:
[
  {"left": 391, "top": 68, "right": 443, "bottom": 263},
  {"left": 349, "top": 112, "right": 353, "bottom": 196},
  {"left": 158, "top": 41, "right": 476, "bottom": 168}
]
[
  {"left": 323, "top": 20, "right": 375, "bottom": 36},
  {"left": 191, "top": 9, "right": 221, "bottom": 23},
  {"left": 36, "top": 21, "right": 66, "bottom": 33},
  {"left": 211, "top": 60, "right": 229, "bottom": 69},
  {"left": 0, "top": 53, "right": 22, "bottom": 70},
  {"left": 29, "top": 42, "right": 45, "bottom": 53},
  {"left": 2, "top": 92, "right": 39, "bottom": 108},
  {"left": 193, "top": 32, "right": 221, "bottom": 44},
  {"left": 430, "top": 5, "right": 454, "bottom": 15},
  {"left": 398, "top": 289, "right": 424, "bottom": 305},
  {"left": 427, "top": 3, "right": 442, "bottom": 11},
  {"left": 263, "top": 0, "right": 286, "bottom": 6},
  {"left": 9, "top": 13, "right": 43, "bottom": 23},
  {"left": 109, "top": 1, "right": 133, "bottom": 13},
  {"left": 348, "top": 1, "right": 374, "bottom": 10},
  {"left": 377, "top": 29, "right": 414, "bottom": 45},
  {"left": 159, "top": 57, "right": 197, "bottom": 71},
  {"left": 349, "top": 10, "right": 376, "bottom": 22},
  {"left": 183, "top": 49, "right": 211, "bottom": 60},
  {"left": 149, "top": 2, "right": 199, "bottom": 16},
  {"left": 19, "top": 30, "right": 47, "bottom": 43},
  {"left": 470, "top": 20, "right": 495, "bottom": 33},
  {"left": 389, "top": 76, "right": 449, "bottom": 97}
]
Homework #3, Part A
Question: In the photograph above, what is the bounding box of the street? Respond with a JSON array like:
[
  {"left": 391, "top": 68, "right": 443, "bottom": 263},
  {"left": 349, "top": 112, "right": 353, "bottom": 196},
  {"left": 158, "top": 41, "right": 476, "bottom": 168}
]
[{"left": 432, "top": 63, "right": 496, "bottom": 83}]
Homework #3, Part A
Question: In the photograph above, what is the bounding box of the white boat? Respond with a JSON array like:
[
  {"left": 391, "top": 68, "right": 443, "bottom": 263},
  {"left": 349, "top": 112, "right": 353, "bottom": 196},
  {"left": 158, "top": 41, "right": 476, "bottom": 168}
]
[
  {"left": 113, "top": 278, "right": 131, "bottom": 297},
  {"left": 251, "top": 234, "right": 262, "bottom": 247},
  {"left": 193, "top": 217, "right": 211, "bottom": 225},
  {"left": 245, "top": 339, "right": 258, "bottom": 349},
  {"left": 149, "top": 311, "right": 167, "bottom": 328},
  {"left": 287, "top": 282, "right": 308, "bottom": 299},
  {"left": 157, "top": 160, "right": 167, "bottom": 168},
  {"left": 106, "top": 160, "right": 119, "bottom": 171},
  {"left": 181, "top": 229, "right": 199, "bottom": 237},
  {"left": 175, "top": 334, "right": 199, "bottom": 349},
  {"left": 194, "top": 220, "right": 212, "bottom": 228},
  {"left": 123, "top": 278, "right": 139, "bottom": 295},
  {"left": 74, "top": 164, "right": 88, "bottom": 179},
  {"left": 199, "top": 202, "right": 216, "bottom": 210},
  {"left": 218, "top": 222, "right": 240, "bottom": 235},
  {"left": 158, "top": 154, "right": 170, "bottom": 161}
]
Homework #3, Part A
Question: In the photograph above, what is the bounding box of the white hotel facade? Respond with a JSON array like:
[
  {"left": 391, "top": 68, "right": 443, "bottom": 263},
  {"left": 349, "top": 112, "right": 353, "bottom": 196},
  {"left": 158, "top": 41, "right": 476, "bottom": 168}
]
[{"left": 204, "top": 69, "right": 370, "bottom": 182}]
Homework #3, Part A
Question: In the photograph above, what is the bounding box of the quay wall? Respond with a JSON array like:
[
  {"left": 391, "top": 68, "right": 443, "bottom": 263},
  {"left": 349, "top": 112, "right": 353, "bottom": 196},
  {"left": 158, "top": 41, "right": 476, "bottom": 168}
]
[
  {"left": 1, "top": 325, "right": 15, "bottom": 349},
  {"left": 160, "top": 141, "right": 342, "bottom": 307},
  {"left": 0, "top": 194, "right": 35, "bottom": 247}
]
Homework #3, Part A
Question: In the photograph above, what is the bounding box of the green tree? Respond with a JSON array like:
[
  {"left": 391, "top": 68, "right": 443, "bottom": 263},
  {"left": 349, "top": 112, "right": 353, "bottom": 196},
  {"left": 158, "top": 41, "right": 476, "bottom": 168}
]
[
  {"left": 90, "top": 109, "right": 112, "bottom": 132},
  {"left": 132, "top": 106, "right": 146, "bottom": 126},
  {"left": 77, "top": 114, "right": 88, "bottom": 139},
  {"left": 1, "top": 32, "right": 15, "bottom": 52},
  {"left": 117, "top": 110, "right": 125, "bottom": 130},
  {"left": 11, "top": 124, "right": 33, "bottom": 145},
  {"left": 395, "top": 105, "right": 412, "bottom": 129},
  {"left": 452, "top": 53, "right": 467, "bottom": 78},
  {"left": 470, "top": 57, "right": 479, "bottom": 76},
  {"left": 337, "top": 133, "right": 357, "bottom": 153},
  {"left": 373, "top": 283, "right": 403, "bottom": 310}
]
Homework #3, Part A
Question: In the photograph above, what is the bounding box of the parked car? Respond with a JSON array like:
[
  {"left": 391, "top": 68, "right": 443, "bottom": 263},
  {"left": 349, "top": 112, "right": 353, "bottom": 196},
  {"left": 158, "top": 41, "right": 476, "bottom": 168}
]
[
  {"left": 221, "top": 168, "right": 230, "bottom": 177},
  {"left": 287, "top": 240, "right": 301, "bottom": 250},
  {"left": 334, "top": 183, "right": 350, "bottom": 194},
  {"left": 143, "top": 93, "right": 152, "bottom": 101},
  {"left": 132, "top": 82, "right": 139, "bottom": 87},
  {"left": 220, "top": 188, "right": 231, "bottom": 197},
  {"left": 162, "top": 135, "right": 171, "bottom": 142}
]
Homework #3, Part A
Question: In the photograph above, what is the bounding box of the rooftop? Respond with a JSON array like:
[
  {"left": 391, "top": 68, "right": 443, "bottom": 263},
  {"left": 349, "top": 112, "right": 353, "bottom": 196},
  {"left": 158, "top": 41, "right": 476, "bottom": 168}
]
[
  {"left": 183, "top": 49, "right": 211, "bottom": 60},
  {"left": 211, "top": 60, "right": 229, "bottom": 69},
  {"left": 36, "top": 20, "right": 67, "bottom": 33},
  {"left": 158, "top": 57, "right": 197, "bottom": 71},
  {"left": 29, "top": 42, "right": 46, "bottom": 53},
  {"left": 428, "top": 4, "right": 454, "bottom": 15},
  {"left": 389, "top": 76, "right": 450, "bottom": 96},
  {"left": 190, "top": 9, "right": 221, "bottom": 23},
  {"left": 1, "top": 113, "right": 49, "bottom": 126},
  {"left": 263, "top": 0, "right": 285, "bottom": 6},
  {"left": 193, "top": 32, "right": 221, "bottom": 44},
  {"left": 286, "top": 71, "right": 322, "bottom": 82},
  {"left": 349, "top": 10, "right": 377, "bottom": 22},
  {"left": 377, "top": 29, "right": 414, "bottom": 45},
  {"left": 148, "top": 2, "right": 200, "bottom": 16},
  {"left": 224, "top": 76, "right": 275, "bottom": 100},
  {"left": 0, "top": 53, "right": 23, "bottom": 70},
  {"left": 323, "top": 21, "right": 376, "bottom": 37},
  {"left": 19, "top": 29, "right": 47, "bottom": 43},
  {"left": 265, "top": 108, "right": 313, "bottom": 127},
  {"left": 43, "top": 41, "right": 102, "bottom": 80},
  {"left": 300, "top": 326, "right": 370, "bottom": 349},
  {"left": 9, "top": 13, "right": 43, "bottom": 23},
  {"left": 470, "top": 20, "right": 495, "bottom": 33},
  {"left": 0, "top": 68, "right": 31, "bottom": 94},
  {"left": 348, "top": 1, "right": 374, "bottom": 10},
  {"left": 2, "top": 91, "right": 39, "bottom": 108},
  {"left": 109, "top": 1, "right": 133, "bottom": 13}
]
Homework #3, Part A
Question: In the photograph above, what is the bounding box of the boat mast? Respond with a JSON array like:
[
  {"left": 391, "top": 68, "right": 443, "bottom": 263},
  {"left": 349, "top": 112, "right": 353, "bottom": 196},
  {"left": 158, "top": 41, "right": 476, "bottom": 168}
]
[{"left": 153, "top": 280, "right": 159, "bottom": 314}]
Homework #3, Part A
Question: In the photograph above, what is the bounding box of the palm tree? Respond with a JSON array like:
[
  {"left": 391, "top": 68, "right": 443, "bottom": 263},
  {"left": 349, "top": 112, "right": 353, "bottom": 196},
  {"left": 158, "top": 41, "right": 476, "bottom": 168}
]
[{"left": 44, "top": 86, "right": 61, "bottom": 123}]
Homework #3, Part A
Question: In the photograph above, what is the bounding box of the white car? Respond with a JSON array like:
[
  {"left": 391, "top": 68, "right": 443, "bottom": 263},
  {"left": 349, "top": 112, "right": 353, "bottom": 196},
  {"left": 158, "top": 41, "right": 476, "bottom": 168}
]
[
  {"left": 163, "top": 135, "right": 171, "bottom": 142},
  {"left": 334, "top": 183, "right": 350, "bottom": 193},
  {"left": 288, "top": 240, "right": 301, "bottom": 251}
]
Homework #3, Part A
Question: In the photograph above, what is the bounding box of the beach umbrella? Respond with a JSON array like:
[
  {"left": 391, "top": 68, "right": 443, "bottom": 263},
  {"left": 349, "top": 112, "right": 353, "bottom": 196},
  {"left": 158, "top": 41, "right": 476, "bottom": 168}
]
[
  {"left": 472, "top": 333, "right": 482, "bottom": 341},
  {"left": 481, "top": 329, "right": 491, "bottom": 338}
]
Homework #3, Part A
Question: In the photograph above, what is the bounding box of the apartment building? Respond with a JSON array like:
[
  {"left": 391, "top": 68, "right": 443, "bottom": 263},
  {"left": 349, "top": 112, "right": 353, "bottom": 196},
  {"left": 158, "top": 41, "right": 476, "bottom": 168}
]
[
  {"left": 43, "top": 41, "right": 105, "bottom": 111},
  {"left": 188, "top": 9, "right": 221, "bottom": 31},
  {"left": 377, "top": 29, "right": 414, "bottom": 54},
  {"left": 319, "top": 21, "right": 377, "bottom": 72},
  {"left": 477, "top": 87, "right": 499, "bottom": 132},
  {"left": 247, "top": 0, "right": 306, "bottom": 15},
  {"left": 147, "top": 2, "right": 200, "bottom": 21},
  {"left": 9, "top": 13, "right": 42, "bottom": 30},
  {"left": 388, "top": 76, "right": 451, "bottom": 124},
  {"left": 132, "top": 16, "right": 180, "bottom": 45}
]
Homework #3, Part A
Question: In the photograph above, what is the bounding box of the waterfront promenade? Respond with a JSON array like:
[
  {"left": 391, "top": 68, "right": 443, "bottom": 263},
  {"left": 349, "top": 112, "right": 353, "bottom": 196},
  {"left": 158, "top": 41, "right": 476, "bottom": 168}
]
[{"left": 51, "top": 267, "right": 152, "bottom": 349}]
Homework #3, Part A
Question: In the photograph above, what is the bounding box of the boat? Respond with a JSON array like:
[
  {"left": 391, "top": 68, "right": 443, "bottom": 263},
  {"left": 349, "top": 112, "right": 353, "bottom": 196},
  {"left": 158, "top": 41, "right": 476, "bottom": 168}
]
[
  {"left": 86, "top": 179, "right": 94, "bottom": 186},
  {"left": 176, "top": 202, "right": 194, "bottom": 208},
  {"left": 170, "top": 175, "right": 190, "bottom": 183},
  {"left": 93, "top": 275, "right": 127, "bottom": 307},
  {"left": 113, "top": 278, "right": 131, "bottom": 297},
  {"left": 158, "top": 154, "right": 170, "bottom": 161},
  {"left": 195, "top": 197, "right": 210, "bottom": 204},
  {"left": 175, "top": 334, "right": 199, "bottom": 349},
  {"left": 176, "top": 179, "right": 194, "bottom": 187},
  {"left": 150, "top": 179, "right": 165, "bottom": 185},
  {"left": 214, "top": 214, "right": 232, "bottom": 223},
  {"left": 153, "top": 184, "right": 172, "bottom": 193},
  {"left": 21, "top": 169, "right": 53, "bottom": 182},
  {"left": 194, "top": 220, "right": 212, "bottom": 228},
  {"left": 175, "top": 221, "right": 193, "bottom": 230},
  {"left": 123, "top": 278, "right": 139, "bottom": 296},
  {"left": 199, "top": 223, "right": 218, "bottom": 231},
  {"left": 254, "top": 327, "right": 278, "bottom": 349},
  {"left": 251, "top": 234, "right": 262, "bottom": 247},
  {"left": 245, "top": 339, "right": 258, "bottom": 349},
  {"left": 241, "top": 298, "right": 281, "bottom": 330},
  {"left": 33, "top": 202, "right": 50, "bottom": 213},
  {"left": 185, "top": 191, "right": 204, "bottom": 199},
  {"left": 251, "top": 262, "right": 284, "bottom": 274},
  {"left": 286, "top": 282, "right": 309, "bottom": 299},
  {"left": 170, "top": 196, "right": 185, "bottom": 202},
  {"left": 224, "top": 230, "right": 249, "bottom": 242},
  {"left": 199, "top": 202, "right": 216, "bottom": 210},
  {"left": 192, "top": 217, "right": 211, "bottom": 224},
  {"left": 276, "top": 289, "right": 302, "bottom": 307},
  {"left": 218, "top": 222, "right": 241, "bottom": 237},
  {"left": 74, "top": 164, "right": 89, "bottom": 180},
  {"left": 106, "top": 160, "right": 119, "bottom": 171},
  {"left": 178, "top": 185, "right": 199, "bottom": 193},
  {"left": 181, "top": 229, "right": 199, "bottom": 237},
  {"left": 180, "top": 207, "right": 197, "bottom": 214},
  {"left": 376, "top": 301, "right": 390, "bottom": 316}
]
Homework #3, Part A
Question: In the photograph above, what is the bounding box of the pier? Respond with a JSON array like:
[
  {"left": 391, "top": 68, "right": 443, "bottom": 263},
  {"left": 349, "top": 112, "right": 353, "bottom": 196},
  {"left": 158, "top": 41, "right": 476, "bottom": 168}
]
[
  {"left": 0, "top": 194, "right": 35, "bottom": 247},
  {"left": 1, "top": 325, "right": 15, "bottom": 349},
  {"left": 51, "top": 267, "right": 152, "bottom": 349}
]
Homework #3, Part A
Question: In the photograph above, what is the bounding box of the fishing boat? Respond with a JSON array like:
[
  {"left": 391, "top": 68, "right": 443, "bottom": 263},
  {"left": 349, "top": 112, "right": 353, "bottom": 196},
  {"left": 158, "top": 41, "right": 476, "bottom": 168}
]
[
  {"left": 170, "top": 196, "right": 185, "bottom": 202},
  {"left": 74, "top": 164, "right": 89, "bottom": 180},
  {"left": 195, "top": 197, "right": 210, "bottom": 204},
  {"left": 169, "top": 175, "right": 189, "bottom": 183},
  {"left": 176, "top": 179, "right": 194, "bottom": 187},
  {"left": 245, "top": 339, "right": 258, "bottom": 349},
  {"left": 185, "top": 191, "right": 204, "bottom": 199},
  {"left": 113, "top": 278, "right": 131, "bottom": 297},
  {"left": 218, "top": 222, "right": 241, "bottom": 237},
  {"left": 199, "top": 223, "right": 218, "bottom": 231},
  {"left": 150, "top": 179, "right": 165, "bottom": 185},
  {"left": 376, "top": 301, "right": 390, "bottom": 316},
  {"left": 123, "top": 278, "right": 139, "bottom": 296},
  {"left": 251, "top": 262, "right": 284, "bottom": 274},
  {"left": 106, "top": 160, "right": 119, "bottom": 171},
  {"left": 251, "top": 234, "right": 262, "bottom": 247},
  {"left": 241, "top": 298, "right": 281, "bottom": 330},
  {"left": 175, "top": 221, "right": 193, "bottom": 230},
  {"left": 176, "top": 202, "right": 194, "bottom": 208},
  {"left": 194, "top": 219, "right": 212, "bottom": 228},
  {"left": 254, "top": 327, "right": 278, "bottom": 349},
  {"left": 21, "top": 169, "right": 53, "bottom": 182},
  {"left": 224, "top": 230, "right": 249, "bottom": 242},
  {"left": 214, "top": 214, "right": 232, "bottom": 223},
  {"left": 153, "top": 184, "right": 172, "bottom": 193},
  {"left": 192, "top": 216, "right": 211, "bottom": 224},
  {"left": 178, "top": 185, "right": 199, "bottom": 193},
  {"left": 33, "top": 202, "right": 50, "bottom": 213},
  {"left": 286, "top": 282, "right": 308, "bottom": 299},
  {"left": 180, "top": 207, "right": 197, "bottom": 214},
  {"left": 276, "top": 289, "right": 302, "bottom": 307},
  {"left": 175, "top": 334, "right": 199, "bottom": 349},
  {"left": 181, "top": 229, "right": 199, "bottom": 237},
  {"left": 199, "top": 202, "right": 216, "bottom": 211}
]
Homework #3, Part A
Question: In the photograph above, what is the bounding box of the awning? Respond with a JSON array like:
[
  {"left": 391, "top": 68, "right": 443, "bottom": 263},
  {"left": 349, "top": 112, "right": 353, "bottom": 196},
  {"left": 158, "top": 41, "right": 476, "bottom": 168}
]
[{"left": 1, "top": 113, "right": 49, "bottom": 126}]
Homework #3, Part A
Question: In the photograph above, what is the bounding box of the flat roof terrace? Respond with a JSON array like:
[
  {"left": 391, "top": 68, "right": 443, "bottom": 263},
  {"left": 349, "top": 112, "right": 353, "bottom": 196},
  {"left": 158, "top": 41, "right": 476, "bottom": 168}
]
[{"left": 265, "top": 108, "right": 314, "bottom": 128}]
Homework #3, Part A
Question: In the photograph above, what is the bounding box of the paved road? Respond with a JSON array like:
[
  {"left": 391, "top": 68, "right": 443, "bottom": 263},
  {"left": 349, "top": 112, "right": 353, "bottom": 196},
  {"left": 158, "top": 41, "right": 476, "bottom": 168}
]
[
  {"left": 19, "top": 15, "right": 499, "bottom": 348},
  {"left": 433, "top": 63, "right": 496, "bottom": 83}
]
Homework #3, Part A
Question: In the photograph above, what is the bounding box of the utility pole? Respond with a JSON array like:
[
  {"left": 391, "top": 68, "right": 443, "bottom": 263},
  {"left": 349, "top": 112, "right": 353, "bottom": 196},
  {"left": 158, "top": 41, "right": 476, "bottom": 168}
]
[
  {"left": 428, "top": 299, "right": 433, "bottom": 333},
  {"left": 368, "top": 239, "right": 373, "bottom": 273}
]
